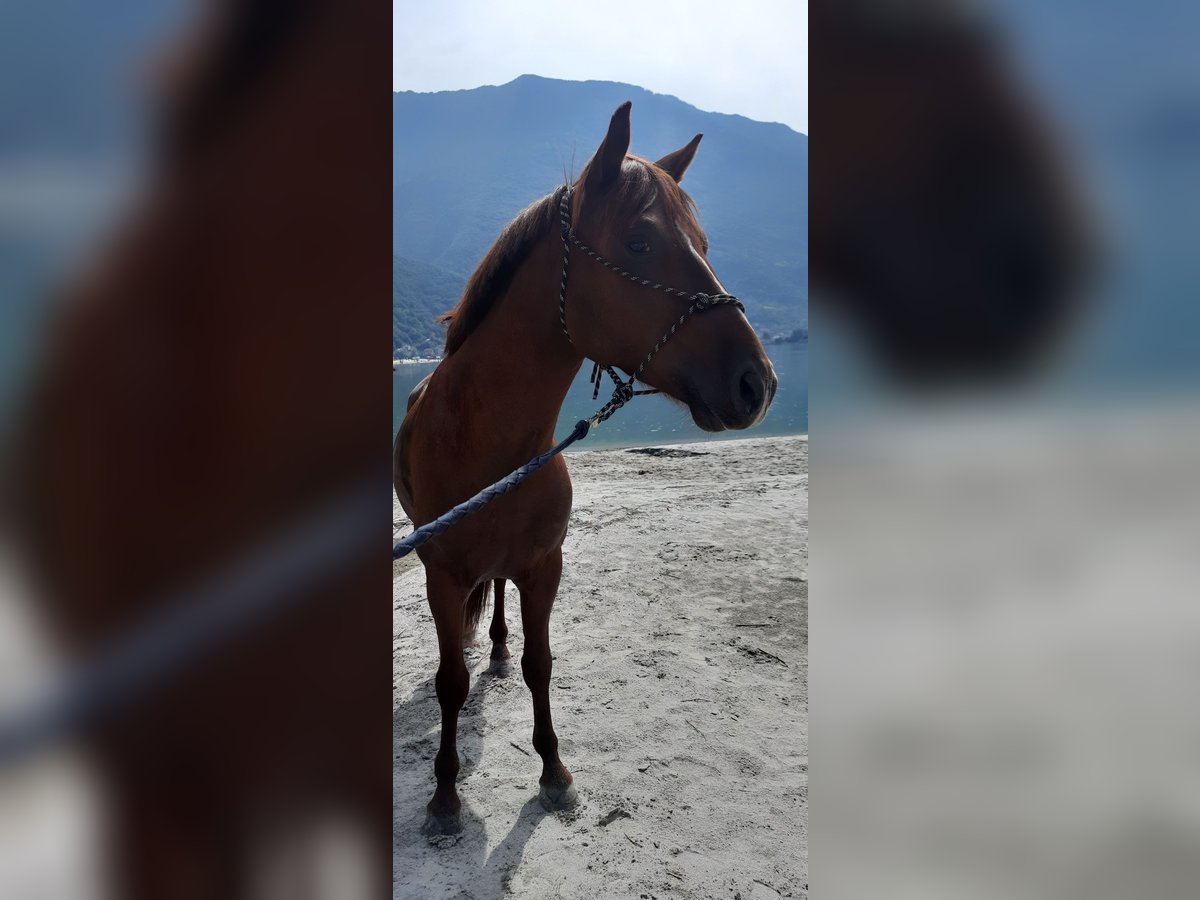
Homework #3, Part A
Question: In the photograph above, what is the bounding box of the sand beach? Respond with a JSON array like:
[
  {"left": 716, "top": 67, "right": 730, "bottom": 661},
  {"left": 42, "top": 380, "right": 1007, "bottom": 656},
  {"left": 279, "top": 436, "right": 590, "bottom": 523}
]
[{"left": 393, "top": 435, "right": 808, "bottom": 899}]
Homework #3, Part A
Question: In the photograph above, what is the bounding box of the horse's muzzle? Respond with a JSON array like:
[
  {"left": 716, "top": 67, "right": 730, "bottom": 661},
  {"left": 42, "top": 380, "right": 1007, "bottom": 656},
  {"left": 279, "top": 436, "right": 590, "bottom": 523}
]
[{"left": 720, "top": 361, "right": 776, "bottom": 430}]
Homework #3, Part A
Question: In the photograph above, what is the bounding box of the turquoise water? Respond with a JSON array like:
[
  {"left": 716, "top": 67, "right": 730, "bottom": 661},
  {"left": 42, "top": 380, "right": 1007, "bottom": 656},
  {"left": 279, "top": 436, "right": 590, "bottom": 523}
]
[{"left": 392, "top": 339, "right": 807, "bottom": 451}]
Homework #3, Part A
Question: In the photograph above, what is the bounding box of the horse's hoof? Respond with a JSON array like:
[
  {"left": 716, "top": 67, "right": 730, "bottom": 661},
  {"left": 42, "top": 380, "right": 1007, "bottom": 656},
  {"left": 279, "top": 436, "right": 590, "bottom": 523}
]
[
  {"left": 490, "top": 643, "right": 511, "bottom": 661},
  {"left": 422, "top": 809, "right": 463, "bottom": 836},
  {"left": 538, "top": 781, "right": 578, "bottom": 811},
  {"left": 488, "top": 657, "right": 512, "bottom": 677}
]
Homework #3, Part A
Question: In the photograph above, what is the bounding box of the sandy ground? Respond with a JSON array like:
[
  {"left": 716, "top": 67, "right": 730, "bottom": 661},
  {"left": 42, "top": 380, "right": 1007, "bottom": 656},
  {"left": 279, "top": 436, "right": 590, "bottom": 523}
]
[{"left": 393, "top": 435, "right": 808, "bottom": 900}]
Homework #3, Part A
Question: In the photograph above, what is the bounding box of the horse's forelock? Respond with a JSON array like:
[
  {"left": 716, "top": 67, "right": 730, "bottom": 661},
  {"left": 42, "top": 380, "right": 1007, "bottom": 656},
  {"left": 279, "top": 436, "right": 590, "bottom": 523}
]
[{"left": 616, "top": 157, "right": 702, "bottom": 236}]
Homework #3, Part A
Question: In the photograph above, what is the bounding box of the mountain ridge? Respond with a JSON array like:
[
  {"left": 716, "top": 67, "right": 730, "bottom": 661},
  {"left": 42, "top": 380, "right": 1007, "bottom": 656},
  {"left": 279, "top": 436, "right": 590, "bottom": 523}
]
[{"left": 393, "top": 74, "right": 807, "bottom": 136}]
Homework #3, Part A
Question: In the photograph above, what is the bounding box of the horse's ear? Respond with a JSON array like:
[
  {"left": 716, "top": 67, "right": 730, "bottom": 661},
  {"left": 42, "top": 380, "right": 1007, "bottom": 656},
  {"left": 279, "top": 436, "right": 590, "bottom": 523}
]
[
  {"left": 585, "top": 101, "right": 632, "bottom": 196},
  {"left": 654, "top": 133, "right": 703, "bottom": 183}
]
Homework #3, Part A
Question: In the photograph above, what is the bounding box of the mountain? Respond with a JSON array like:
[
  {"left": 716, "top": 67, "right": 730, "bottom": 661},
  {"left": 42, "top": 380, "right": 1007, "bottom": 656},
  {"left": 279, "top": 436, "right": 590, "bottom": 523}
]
[
  {"left": 392, "top": 74, "right": 807, "bottom": 357},
  {"left": 392, "top": 256, "right": 464, "bottom": 358}
]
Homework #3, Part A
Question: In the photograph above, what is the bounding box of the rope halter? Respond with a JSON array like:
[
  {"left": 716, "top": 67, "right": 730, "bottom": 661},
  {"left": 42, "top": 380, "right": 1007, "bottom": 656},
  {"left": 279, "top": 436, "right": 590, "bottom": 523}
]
[{"left": 556, "top": 185, "right": 746, "bottom": 426}]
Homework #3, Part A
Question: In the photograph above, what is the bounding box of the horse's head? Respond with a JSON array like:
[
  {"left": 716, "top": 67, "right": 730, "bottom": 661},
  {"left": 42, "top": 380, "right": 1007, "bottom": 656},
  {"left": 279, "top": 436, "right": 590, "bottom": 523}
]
[
  {"left": 565, "top": 102, "right": 776, "bottom": 431},
  {"left": 811, "top": 0, "right": 1091, "bottom": 381}
]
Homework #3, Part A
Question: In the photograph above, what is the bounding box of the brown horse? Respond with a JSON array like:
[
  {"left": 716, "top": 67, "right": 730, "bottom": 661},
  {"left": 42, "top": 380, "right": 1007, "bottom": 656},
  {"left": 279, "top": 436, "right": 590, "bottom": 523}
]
[{"left": 395, "top": 101, "right": 776, "bottom": 834}]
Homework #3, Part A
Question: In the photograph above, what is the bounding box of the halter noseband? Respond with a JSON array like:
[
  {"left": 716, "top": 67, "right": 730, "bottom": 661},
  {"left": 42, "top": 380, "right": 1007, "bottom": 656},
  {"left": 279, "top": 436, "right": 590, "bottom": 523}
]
[{"left": 556, "top": 185, "right": 745, "bottom": 425}]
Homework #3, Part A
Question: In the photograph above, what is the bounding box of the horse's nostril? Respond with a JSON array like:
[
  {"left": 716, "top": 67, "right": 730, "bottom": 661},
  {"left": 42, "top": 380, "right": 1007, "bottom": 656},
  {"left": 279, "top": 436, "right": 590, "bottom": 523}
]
[{"left": 738, "top": 368, "right": 766, "bottom": 417}]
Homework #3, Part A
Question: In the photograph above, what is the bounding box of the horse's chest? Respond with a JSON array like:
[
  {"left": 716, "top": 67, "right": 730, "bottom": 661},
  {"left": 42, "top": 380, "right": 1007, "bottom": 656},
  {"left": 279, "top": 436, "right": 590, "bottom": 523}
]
[{"left": 426, "top": 461, "right": 571, "bottom": 581}]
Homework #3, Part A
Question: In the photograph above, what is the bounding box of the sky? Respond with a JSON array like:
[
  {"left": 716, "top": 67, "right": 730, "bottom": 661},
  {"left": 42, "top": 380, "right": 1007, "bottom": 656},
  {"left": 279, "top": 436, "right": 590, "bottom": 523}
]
[{"left": 392, "top": 0, "right": 808, "bottom": 134}]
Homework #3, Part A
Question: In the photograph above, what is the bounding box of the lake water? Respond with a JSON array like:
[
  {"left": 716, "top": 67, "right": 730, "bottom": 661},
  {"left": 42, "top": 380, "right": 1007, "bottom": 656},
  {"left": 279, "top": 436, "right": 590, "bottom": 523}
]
[{"left": 392, "top": 339, "right": 807, "bottom": 451}]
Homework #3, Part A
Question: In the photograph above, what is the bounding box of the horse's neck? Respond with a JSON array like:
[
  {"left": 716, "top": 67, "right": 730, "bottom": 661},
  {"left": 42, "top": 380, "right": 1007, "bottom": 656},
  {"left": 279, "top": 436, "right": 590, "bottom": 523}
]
[{"left": 449, "top": 236, "right": 583, "bottom": 454}]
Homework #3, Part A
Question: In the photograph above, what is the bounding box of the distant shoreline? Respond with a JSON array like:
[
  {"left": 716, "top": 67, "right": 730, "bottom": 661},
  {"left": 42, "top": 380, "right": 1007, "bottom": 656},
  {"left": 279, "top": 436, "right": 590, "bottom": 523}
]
[
  {"left": 392, "top": 332, "right": 805, "bottom": 367},
  {"left": 564, "top": 431, "right": 807, "bottom": 454},
  {"left": 762, "top": 330, "right": 808, "bottom": 346}
]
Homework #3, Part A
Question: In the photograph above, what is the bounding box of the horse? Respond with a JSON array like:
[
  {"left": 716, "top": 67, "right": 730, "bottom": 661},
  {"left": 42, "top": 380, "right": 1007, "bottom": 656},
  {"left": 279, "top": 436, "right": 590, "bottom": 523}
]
[
  {"left": 810, "top": 0, "right": 1090, "bottom": 380},
  {"left": 394, "top": 101, "right": 777, "bottom": 834}
]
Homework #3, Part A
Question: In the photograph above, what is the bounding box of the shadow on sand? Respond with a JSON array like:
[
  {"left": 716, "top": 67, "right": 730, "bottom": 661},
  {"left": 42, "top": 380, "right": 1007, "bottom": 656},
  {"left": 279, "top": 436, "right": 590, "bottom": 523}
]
[{"left": 394, "top": 650, "right": 554, "bottom": 899}]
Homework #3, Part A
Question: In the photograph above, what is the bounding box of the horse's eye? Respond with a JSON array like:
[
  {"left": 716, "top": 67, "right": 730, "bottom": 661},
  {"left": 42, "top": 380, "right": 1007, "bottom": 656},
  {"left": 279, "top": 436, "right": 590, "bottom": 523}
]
[{"left": 626, "top": 239, "right": 651, "bottom": 254}]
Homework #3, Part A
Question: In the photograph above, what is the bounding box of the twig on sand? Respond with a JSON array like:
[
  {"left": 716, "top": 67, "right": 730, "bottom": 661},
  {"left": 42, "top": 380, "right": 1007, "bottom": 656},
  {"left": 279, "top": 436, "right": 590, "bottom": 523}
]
[
  {"left": 734, "top": 623, "right": 771, "bottom": 628},
  {"left": 509, "top": 741, "right": 530, "bottom": 756},
  {"left": 753, "top": 878, "right": 783, "bottom": 896},
  {"left": 625, "top": 834, "right": 642, "bottom": 847},
  {"left": 741, "top": 646, "right": 789, "bottom": 667},
  {"left": 756, "top": 648, "right": 788, "bottom": 666},
  {"left": 666, "top": 870, "right": 684, "bottom": 881},
  {"left": 598, "top": 808, "right": 633, "bottom": 827},
  {"left": 686, "top": 720, "right": 704, "bottom": 738}
]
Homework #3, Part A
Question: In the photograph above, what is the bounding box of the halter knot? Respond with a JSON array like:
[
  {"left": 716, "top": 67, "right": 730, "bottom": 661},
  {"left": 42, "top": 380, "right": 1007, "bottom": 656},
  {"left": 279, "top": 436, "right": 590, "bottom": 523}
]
[{"left": 692, "top": 292, "right": 712, "bottom": 309}]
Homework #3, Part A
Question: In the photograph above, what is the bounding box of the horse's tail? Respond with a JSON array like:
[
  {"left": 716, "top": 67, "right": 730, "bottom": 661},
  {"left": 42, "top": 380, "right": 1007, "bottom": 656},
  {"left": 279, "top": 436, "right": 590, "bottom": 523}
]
[{"left": 463, "top": 580, "right": 491, "bottom": 641}]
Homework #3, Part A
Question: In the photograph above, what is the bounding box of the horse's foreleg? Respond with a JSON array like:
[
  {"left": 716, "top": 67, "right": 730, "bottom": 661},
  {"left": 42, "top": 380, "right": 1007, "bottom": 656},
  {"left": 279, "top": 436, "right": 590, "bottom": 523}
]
[
  {"left": 516, "top": 551, "right": 577, "bottom": 810},
  {"left": 425, "top": 568, "right": 471, "bottom": 835},
  {"left": 489, "top": 578, "right": 510, "bottom": 662}
]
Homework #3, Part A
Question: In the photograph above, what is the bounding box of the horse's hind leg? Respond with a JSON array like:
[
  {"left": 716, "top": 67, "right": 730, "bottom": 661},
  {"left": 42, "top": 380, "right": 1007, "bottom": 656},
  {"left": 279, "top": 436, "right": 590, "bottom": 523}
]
[
  {"left": 424, "top": 568, "right": 471, "bottom": 835},
  {"left": 516, "top": 551, "right": 577, "bottom": 810},
  {"left": 489, "top": 578, "right": 510, "bottom": 662}
]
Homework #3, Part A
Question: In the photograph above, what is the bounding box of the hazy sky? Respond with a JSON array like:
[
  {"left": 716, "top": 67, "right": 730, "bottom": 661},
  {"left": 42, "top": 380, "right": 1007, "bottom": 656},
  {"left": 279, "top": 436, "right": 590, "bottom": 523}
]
[{"left": 392, "top": 0, "right": 808, "bottom": 134}]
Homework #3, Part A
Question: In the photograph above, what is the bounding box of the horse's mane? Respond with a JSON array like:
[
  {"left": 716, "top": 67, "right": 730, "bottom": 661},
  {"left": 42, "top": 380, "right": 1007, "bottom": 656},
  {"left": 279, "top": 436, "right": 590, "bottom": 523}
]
[
  {"left": 438, "top": 189, "right": 562, "bottom": 355},
  {"left": 438, "top": 159, "right": 698, "bottom": 356}
]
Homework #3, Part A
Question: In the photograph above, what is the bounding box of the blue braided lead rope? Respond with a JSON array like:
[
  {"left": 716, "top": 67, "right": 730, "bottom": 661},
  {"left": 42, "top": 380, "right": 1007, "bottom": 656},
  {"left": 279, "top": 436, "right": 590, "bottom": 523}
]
[{"left": 393, "top": 419, "right": 591, "bottom": 560}]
